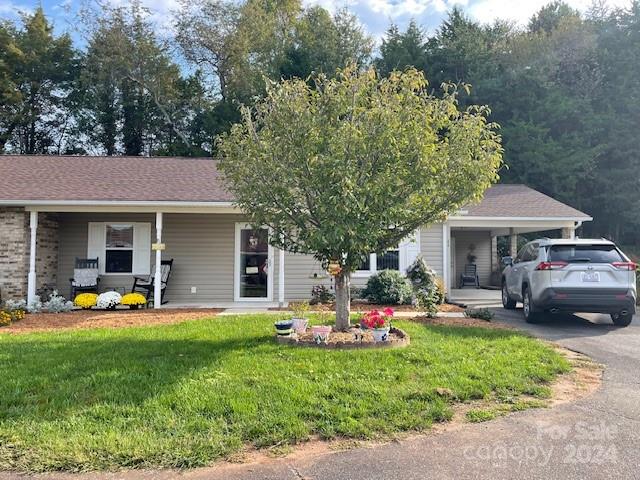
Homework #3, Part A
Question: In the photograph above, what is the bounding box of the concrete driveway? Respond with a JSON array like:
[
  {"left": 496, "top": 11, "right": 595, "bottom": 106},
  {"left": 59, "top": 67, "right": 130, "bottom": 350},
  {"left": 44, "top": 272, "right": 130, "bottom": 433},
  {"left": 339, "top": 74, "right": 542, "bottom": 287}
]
[
  {"left": 193, "top": 309, "right": 640, "bottom": 480},
  {"left": 2, "top": 310, "right": 638, "bottom": 480}
]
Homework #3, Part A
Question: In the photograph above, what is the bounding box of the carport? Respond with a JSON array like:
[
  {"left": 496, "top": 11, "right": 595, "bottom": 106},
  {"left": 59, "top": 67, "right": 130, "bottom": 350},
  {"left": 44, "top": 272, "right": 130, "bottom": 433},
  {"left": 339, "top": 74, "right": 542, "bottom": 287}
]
[{"left": 444, "top": 185, "right": 592, "bottom": 292}]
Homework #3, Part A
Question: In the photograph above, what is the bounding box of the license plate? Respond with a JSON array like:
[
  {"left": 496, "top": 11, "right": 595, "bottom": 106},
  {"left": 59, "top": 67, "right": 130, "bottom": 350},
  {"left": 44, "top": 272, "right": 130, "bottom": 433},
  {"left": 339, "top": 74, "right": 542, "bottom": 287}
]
[{"left": 581, "top": 272, "right": 600, "bottom": 283}]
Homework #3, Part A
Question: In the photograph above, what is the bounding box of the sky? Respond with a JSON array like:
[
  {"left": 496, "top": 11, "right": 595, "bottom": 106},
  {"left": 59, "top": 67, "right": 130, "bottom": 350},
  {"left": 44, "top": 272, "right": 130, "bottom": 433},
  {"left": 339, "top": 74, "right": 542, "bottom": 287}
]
[{"left": 0, "top": 0, "right": 634, "bottom": 42}]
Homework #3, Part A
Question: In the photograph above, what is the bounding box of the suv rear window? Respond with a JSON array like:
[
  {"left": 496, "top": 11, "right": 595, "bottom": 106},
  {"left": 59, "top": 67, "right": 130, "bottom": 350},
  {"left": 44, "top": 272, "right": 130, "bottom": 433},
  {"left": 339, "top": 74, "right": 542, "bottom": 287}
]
[{"left": 548, "top": 244, "right": 623, "bottom": 264}]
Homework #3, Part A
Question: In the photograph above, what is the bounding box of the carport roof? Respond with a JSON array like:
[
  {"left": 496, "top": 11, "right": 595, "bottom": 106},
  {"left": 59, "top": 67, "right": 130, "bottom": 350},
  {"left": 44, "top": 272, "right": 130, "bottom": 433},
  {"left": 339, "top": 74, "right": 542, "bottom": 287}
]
[{"left": 458, "top": 184, "right": 591, "bottom": 220}]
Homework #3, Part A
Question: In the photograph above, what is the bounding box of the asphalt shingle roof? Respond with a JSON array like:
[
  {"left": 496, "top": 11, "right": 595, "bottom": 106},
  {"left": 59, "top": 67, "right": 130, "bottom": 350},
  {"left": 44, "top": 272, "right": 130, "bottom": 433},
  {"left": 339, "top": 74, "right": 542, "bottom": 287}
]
[
  {"left": 0, "top": 155, "right": 233, "bottom": 202},
  {"left": 461, "top": 184, "right": 590, "bottom": 219},
  {"left": 0, "top": 156, "right": 590, "bottom": 219}
]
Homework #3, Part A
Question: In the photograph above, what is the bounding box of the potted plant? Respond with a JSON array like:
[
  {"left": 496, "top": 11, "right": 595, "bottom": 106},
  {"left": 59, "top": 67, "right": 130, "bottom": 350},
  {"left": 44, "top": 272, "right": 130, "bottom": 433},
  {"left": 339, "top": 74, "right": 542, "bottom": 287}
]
[
  {"left": 274, "top": 319, "right": 294, "bottom": 336},
  {"left": 97, "top": 291, "right": 122, "bottom": 310},
  {"left": 74, "top": 293, "right": 98, "bottom": 310},
  {"left": 311, "top": 325, "right": 332, "bottom": 344},
  {"left": 361, "top": 308, "right": 394, "bottom": 342},
  {"left": 121, "top": 293, "right": 147, "bottom": 310},
  {"left": 290, "top": 301, "right": 310, "bottom": 334}
]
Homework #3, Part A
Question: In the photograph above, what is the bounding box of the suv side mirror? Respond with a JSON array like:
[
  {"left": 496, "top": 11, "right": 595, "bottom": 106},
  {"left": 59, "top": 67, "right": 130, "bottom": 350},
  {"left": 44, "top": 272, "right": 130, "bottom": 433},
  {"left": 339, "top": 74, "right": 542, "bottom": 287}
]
[{"left": 502, "top": 256, "right": 513, "bottom": 267}]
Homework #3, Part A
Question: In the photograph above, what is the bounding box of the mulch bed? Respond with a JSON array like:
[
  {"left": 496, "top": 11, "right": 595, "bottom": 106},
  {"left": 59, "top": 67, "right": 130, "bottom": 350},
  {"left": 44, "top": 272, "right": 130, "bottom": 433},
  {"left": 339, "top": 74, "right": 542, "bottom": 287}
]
[
  {"left": 269, "top": 303, "right": 464, "bottom": 313},
  {"left": 0, "top": 308, "right": 223, "bottom": 334},
  {"left": 411, "top": 315, "right": 513, "bottom": 330},
  {"left": 277, "top": 326, "right": 410, "bottom": 349}
]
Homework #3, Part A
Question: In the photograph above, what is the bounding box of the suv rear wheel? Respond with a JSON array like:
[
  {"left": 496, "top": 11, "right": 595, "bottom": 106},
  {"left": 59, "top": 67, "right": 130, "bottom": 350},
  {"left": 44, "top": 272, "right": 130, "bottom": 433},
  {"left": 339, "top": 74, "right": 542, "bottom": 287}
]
[
  {"left": 611, "top": 312, "right": 633, "bottom": 327},
  {"left": 502, "top": 283, "right": 516, "bottom": 309},
  {"left": 523, "top": 286, "right": 541, "bottom": 323}
]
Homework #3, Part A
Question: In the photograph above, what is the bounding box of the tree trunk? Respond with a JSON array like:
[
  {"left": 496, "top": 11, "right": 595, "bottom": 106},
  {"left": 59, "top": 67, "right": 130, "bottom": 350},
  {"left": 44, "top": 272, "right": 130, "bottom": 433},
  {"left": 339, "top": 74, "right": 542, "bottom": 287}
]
[{"left": 334, "top": 271, "right": 351, "bottom": 331}]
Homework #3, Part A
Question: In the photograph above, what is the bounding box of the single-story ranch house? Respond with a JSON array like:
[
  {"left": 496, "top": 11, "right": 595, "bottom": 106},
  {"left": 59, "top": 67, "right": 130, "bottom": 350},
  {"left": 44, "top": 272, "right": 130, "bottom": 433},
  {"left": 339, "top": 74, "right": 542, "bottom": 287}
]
[{"left": 0, "top": 156, "right": 592, "bottom": 307}]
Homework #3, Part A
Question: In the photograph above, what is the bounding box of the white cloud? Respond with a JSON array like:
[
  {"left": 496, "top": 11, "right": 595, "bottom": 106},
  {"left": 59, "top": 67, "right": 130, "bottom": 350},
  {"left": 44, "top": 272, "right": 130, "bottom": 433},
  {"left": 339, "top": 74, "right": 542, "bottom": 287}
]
[{"left": 0, "top": 0, "right": 32, "bottom": 16}]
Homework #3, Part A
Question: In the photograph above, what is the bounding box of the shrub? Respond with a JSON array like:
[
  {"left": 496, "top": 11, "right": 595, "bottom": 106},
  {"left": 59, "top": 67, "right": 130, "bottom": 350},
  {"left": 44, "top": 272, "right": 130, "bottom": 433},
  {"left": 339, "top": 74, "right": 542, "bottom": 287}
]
[
  {"left": 464, "top": 307, "right": 494, "bottom": 321},
  {"left": 290, "top": 301, "right": 310, "bottom": 318},
  {"left": 121, "top": 293, "right": 147, "bottom": 306},
  {"left": 362, "top": 270, "right": 413, "bottom": 305},
  {"left": 434, "top": 277, "right": 446, "bottom": 305},
  {"left": 74, "top": 293, "right": 98, "bottom": 309},
  {"left": 44, "top": 291, "right": 74, "bottom": 313},
  {"left": 97, "top": 291, "right": 122, "bottom": 309},
  {"left": 406, "top": 256, "right": 437, "bottom": 291},
  {"left": 10, "top": 309, "right": 25, "bottom": 322},
  {"left": 0, "top": 311, "right": 11, "bottom": 327},
  {"left": 310, "top": 285, "right": 335, "bottom": 305},
  {"left": 27, "top": 295, "right": 42, "bottom": 313},
  {"left": 3, "top": 299, "right": 26, "bottom": 312},
  {"left": 414, "top": 289, "right": 438, "bottom": 318}
]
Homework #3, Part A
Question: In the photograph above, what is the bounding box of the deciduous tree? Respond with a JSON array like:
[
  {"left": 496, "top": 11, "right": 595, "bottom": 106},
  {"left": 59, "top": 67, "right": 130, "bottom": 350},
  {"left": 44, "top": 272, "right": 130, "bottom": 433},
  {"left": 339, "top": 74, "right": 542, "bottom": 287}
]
[{"left": 217, "top": 68, "right": 502, "bottom": 329}]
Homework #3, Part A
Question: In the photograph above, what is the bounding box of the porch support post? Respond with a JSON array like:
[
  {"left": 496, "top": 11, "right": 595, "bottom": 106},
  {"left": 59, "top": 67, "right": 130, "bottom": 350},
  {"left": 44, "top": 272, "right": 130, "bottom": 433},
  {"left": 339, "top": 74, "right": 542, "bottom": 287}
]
[
  {"left": 278, "top": 248, "right": 285, "bottom": 307},
  {"left": 561, "top": 227, "right": 574, "bottom": 239},
  {"left": 509, "top": 228, "right": 518, "bottom": 257},
  {"left": 442, "top": 223, "right": 450, "bottom": 295},
  {"left": 27, "top": 211, "right": 38, "bottom": 305},
  {"left": 154, "top": 212, "right": 163, "bottom": 309},
  {"left": 491, "top": 235, "right": 498, "bottom": 271}
]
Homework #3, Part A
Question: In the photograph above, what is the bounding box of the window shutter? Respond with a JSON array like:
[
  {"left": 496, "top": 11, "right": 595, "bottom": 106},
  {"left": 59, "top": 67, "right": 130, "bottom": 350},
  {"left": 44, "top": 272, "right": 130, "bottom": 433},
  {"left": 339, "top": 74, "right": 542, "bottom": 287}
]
[
  {"left": 87, "top": 223, "right": 105, "bottom": 274},
  {"left": 132, "top": 223, "right": 151, "bottom": 275},
  {"left": 400, "top": 229, "right": 421, "bottom": 272}
]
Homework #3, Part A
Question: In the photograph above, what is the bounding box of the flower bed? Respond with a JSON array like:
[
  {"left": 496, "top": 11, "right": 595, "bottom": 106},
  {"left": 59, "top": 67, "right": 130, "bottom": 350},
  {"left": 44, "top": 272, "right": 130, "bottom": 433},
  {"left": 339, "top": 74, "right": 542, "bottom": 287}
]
[{"left": 277, "top": 325, "right": 409, "bottom": 349}]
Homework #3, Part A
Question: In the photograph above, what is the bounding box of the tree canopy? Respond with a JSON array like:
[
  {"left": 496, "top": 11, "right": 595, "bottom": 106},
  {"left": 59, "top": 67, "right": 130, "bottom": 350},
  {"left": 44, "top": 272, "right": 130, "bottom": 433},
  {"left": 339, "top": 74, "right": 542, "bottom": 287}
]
[{"left": 217, "top": 68, "right": 502, "bottom": 328}]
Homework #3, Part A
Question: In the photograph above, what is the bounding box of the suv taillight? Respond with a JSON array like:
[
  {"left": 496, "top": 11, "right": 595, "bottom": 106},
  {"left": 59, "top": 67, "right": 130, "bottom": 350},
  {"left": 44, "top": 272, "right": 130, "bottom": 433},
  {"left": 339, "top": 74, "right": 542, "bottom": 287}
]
[
  {"left": 612, "top": 262, "right": 637, "bottom": 271},
  {"left": 536, "top": 261, "right": 568, "bottom": 270}
]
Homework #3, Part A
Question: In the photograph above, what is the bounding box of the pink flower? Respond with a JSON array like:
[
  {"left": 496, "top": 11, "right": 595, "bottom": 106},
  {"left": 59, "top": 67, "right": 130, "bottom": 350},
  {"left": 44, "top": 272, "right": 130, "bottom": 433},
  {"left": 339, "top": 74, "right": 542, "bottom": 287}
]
[{"left": 382, "top": 307, "right": 394, "bottom": 317}]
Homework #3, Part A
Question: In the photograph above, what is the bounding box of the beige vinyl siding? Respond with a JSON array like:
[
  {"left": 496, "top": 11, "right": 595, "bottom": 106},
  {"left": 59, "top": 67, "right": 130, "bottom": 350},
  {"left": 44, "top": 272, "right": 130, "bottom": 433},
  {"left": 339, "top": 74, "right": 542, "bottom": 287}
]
[
  {"left": 283, "top": 252, "right": 370, "bottom": 302},
  {"left": 57, "top": 213, "right": 286, "bottom": 303},
  {"left": 57, "top": 213, "right": 155, "bottom": 297},
  {"left": 419, "top": 223, "right": 444, "bottom": 277},
  {"left": 452, "top": 230, "right": 492, "bottom": 287}
]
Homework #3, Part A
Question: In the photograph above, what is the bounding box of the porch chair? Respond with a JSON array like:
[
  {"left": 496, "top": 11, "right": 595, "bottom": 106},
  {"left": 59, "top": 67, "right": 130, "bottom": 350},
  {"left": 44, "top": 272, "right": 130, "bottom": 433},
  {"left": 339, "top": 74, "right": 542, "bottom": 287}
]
[
  {"left": 69, "top": 257, "right": 100, "bottom": 299},
  {"left": 131, "top": 259, "right": 174, "bottom": 305},
  {"left": 459, "top": 263, "right": 480, "bottom": 289}
]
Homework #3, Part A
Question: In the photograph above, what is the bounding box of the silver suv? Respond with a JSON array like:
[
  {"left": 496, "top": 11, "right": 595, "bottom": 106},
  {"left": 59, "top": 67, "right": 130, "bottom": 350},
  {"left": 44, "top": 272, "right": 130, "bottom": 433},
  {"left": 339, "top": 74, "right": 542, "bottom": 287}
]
[{"left": 501, "top": 239, "right": 637, "bottom": 326}]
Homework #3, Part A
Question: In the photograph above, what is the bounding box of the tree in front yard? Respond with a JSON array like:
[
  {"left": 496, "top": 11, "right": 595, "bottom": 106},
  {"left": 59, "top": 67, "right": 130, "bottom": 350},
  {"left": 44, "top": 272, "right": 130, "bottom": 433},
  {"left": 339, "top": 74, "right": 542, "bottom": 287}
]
[{"left": 217, "top": 67, "right": 503, "bottom": 330}]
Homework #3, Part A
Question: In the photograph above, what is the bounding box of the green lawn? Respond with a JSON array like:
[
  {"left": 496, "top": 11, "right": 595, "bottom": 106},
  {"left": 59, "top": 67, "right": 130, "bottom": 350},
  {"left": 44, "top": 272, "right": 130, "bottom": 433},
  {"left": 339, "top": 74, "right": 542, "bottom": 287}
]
[{"left": 0, "top": 315, "right": 569, "bottom": 472}]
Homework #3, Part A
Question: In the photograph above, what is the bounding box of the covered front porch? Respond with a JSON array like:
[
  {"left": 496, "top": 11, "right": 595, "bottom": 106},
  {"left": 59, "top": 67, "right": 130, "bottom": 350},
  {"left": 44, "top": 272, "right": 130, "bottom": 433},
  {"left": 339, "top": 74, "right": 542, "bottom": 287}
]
[{"left": 24, "top": 206, "right": 292, "bottom": 309}]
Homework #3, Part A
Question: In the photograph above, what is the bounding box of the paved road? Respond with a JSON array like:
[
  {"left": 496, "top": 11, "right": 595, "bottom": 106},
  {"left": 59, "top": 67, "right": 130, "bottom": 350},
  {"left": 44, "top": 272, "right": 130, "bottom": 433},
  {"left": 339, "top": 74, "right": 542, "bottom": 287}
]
[{"left": 2, "top": 310, "right": 638, "bottom": 480}]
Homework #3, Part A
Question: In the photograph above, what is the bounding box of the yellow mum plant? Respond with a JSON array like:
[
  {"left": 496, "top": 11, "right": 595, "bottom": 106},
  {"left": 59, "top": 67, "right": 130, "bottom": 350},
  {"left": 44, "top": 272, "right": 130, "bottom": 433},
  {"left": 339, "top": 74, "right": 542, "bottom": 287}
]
[
  {"left": 121, "top": 293, "right": 147, "bottom": 307},
  {"left": 0, "top": 311, "right": 11, "bottom": 327},
  {"left": 74, "top": 293, "right": 98, "bottom": 309}
]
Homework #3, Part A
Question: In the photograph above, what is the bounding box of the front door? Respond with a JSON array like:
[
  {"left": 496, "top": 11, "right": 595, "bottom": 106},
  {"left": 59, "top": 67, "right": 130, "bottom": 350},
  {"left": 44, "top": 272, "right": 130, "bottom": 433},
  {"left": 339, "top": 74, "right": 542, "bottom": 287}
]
[{"left": 235, "top": 223, "right": 273, "bottom": 301}]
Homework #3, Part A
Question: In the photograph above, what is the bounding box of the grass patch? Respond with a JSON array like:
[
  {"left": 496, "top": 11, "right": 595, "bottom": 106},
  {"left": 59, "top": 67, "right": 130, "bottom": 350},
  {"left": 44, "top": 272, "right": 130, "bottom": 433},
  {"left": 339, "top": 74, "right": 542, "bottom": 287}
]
[{"left": 0, "top": 315, "right": 569, "bottom": 472}]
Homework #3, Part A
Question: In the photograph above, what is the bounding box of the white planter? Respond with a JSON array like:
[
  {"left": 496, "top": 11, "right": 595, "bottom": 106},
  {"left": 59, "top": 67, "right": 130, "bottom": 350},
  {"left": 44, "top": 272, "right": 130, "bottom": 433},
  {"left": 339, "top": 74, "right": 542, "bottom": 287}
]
[
  {"left": 372, "top": 327, "right": 390, "bottom": 342},
  {"left": 292, "top": 318, "right": 309, "bottom": 334},
  {"left": 312, "top": 325, "right": 332, "bottom": 344}
]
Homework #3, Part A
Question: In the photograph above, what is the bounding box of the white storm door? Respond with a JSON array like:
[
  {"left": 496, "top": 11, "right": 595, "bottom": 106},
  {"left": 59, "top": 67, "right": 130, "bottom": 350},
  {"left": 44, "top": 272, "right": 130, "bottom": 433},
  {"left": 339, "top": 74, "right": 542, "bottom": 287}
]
[{"left": 234, "top": 223, "right": 274, "bottom": 301}]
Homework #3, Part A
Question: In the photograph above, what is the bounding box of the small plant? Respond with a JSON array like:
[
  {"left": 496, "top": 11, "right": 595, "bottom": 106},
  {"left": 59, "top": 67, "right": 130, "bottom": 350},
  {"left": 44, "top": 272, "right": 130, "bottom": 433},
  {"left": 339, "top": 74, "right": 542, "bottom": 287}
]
[
  {"left": 27, "top": 295, "right": 42, "bottom": 313},
  {"left": 121, "top": 293, "right": 147, "bottom": 308},
  {"left": 314, "top": 305, "right": 333, "bottom": 325},
  {"left": 362, "top": 270, "right": 413, "bottom": 305},
  {"left": 360, "top": 308, "right": 394, "bottom": 329},
  {"left": 44, "top": 291, "right": 74, "bottom": 313},
  {"left": 3, "top": 299, "right": 26, "bottom": 312},
  {"left": 310, "top": 285, "right": 335, "bottom": 305},
  {"left": 0, "top": 311, "right": 12, "bottom": 327},
  {"left": 97, "top": 291, "right": 122, "bottom": 310},
  {"left": 414, "top": 289, "right": 438, "bottom": 318},
  {"left": 434, "top": 277, "right": 446, "bottom": 305},
  {"left": 10, "top": 309, "right": 25, "bottom": 322},
  {"left": 464, "top": 307, "right": 494, "bottom": 321},
  {"left": 74, "top": 293, "right": 98, "bottom": 309},
  {"left": 290, "top": 301, "right": 310, "bottom": 319}
]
